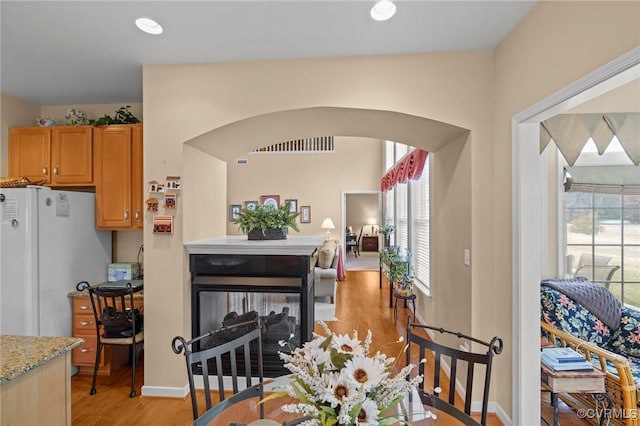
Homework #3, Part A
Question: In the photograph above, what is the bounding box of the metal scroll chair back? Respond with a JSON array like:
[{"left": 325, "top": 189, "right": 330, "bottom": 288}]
[
  {"left": 76, "top": 280, "right": 144, "bottom": 398},
  {"left": 406, "top": 319, "right": 503, "bottom": 425},
  {"left": 419, "top": 390, "right": 483, "bottom": 426},
  {"left": 172, "top": 319, "right": 264, "bottom": 422}
]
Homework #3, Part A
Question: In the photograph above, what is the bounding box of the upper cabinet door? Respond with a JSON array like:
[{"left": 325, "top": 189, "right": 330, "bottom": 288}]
[
  {"left": 51, "top": 126, "right": 93, "bottom": 185},
  {"left": 95, "top": 125, "right": 133, "bottom": 229},
  {"left": 9, "top": 127, "right": 51, "bottom": 183},
  {"left": 131, "top": 125, "right": 144, "bottom": 229}
]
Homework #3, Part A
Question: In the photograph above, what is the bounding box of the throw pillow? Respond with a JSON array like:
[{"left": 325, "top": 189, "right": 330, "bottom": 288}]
[{"left": 318, "top": 240, "right": 337, "bottom": 269}]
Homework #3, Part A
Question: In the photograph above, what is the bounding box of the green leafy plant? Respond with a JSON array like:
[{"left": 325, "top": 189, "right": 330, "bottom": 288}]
[
  {"left": 234, "top": 202, "right": 300, "bottom": 236},
  {"left": 380, "top": 246, "right": 410, "bottom": 284},
  {"left": 89, "top": 105, "right": 140, "bottom": 125}
]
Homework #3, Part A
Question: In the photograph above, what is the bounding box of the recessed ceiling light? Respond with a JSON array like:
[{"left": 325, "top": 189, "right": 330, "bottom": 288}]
[
  {"left": 370, "top": 0, "right": 397, "bottom": 21},
  {"left": 135, "top": 17, "right": 163, "bottom": 35}
]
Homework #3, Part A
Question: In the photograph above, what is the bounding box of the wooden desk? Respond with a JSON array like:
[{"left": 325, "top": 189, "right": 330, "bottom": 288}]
[{"left": 540, "top": 364, "right": 608, "bottom": 426}]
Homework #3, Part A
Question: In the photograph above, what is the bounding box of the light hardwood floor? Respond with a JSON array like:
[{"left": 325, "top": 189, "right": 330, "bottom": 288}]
[{"left": 70, "top": 270, "right": 588, "bottom": 425}]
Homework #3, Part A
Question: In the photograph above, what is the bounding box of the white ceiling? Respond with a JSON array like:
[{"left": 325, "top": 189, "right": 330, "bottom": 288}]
[{"left": 1, "top": 1, "right": 536, "bottom": 106}]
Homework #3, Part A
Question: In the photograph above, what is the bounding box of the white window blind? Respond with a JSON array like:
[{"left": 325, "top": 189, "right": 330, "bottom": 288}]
[
  {"left": 411, "top": 159, "right": 430, "bottom": 292},
  {"left": 396, "top": 182, "right": 408, "bottom": 251},
  {"left": 385, "top": 189, "right": 395, "bottom": 246},
  {"left": 385, "top": 140, "right": 395, "bottom": 171}
]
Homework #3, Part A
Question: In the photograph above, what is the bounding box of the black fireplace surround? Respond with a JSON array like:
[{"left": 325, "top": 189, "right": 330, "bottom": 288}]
[{"left": 190, "top": 253, "right": 315, "bottom": 377}]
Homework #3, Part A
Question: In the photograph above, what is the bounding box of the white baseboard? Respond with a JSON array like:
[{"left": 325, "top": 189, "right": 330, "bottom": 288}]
[{"left": 141, "top": 384, "right": 189, "bottom": 398}]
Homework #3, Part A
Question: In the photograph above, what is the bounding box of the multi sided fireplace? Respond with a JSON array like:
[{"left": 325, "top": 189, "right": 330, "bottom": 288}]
[{"left": 189, "top": 251, "right": 315, "bottom": 376}]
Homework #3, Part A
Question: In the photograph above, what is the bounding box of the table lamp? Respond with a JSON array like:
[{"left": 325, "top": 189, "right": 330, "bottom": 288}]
[
  {"left": 368, "top": 218, "right": 377, "bottom": 235},
  {"left": 321, "top": 218, "right": 335, "bottom": 240}
]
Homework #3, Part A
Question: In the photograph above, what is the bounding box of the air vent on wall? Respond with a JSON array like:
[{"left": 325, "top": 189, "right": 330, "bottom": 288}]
[
  {"left": 253, "top": 136, "right": 334, "bottom": 154},
  {"left": 237, "top": 159, "right": 248, "bottom": 165}
]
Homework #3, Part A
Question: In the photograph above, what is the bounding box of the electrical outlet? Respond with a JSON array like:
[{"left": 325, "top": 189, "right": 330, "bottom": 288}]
[{"left": 464, "top": 249, "right": 471, "bottom": 266}]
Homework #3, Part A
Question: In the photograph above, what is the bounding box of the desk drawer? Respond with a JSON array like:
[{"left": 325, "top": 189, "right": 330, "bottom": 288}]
[{"left": 72, "top": 336, "right": 104, "bottom": 366}]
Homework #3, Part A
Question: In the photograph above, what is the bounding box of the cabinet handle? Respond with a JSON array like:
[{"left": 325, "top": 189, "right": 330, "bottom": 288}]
[
  {"left": 135, "top": 210, "right": 140, "bottom": 221},
  {"left": 124, "top": 209, "right": 129, "bottom": 220},
  {"left": 79, "top": 348, "right": 94, "bottom": 353},
  {"left": 79, "top": 321, "right": 92, "bottom": 326},
  {"left": 42, "top": 166, "right": 48, "bottom": 175},
  {"left": 53, "top": 166, "right": 59, "bottom": 175},
  {"left": 79, "top": 305, "right": 90, "bottom": 310}
]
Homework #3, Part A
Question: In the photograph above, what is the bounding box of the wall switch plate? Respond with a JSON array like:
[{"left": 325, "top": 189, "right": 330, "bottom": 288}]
[{"left": 464, "top": 249, "right": 471, "bottom": 266}]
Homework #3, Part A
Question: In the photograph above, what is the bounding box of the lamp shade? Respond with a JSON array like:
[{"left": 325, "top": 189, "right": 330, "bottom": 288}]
[{"left": 321, "top": 218, "right": 335, "bottom": 230}]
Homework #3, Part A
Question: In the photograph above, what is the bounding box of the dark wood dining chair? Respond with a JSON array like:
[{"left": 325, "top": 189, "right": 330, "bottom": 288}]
[
  {"left": 406, "top": 319, "right": 503, "bottom": 425},
  {"left": 76, "top": 280, "right": 144, "bottom": 398},
  {"left": 172, "top": 318, "right": 264, "bottom": 423},
  {"left": 419, "top": 390, "right": 483, "bottom": 426}
]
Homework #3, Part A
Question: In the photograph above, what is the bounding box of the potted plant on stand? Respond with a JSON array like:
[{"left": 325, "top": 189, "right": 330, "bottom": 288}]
[
  {"left": 380, "top": 246, "right": 412, "bottom": 295},
  {"left": 234, "top": 202, "right": 300, "bottom": 240}
]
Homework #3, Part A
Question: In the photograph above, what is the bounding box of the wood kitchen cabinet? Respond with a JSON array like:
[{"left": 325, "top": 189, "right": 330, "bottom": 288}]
[
  {"left": 94, "top": 124, "right": 143, "bottom": 230},
  {"left": 9, "top": 126, "right": 93, "bottom": 186},
  {"left": 71, "top": 295, "right": 143, "bottom": 375}
]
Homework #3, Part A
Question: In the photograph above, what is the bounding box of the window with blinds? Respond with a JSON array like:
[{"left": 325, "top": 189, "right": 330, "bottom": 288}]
[
  {"left": 383, "top": 140, "right": 431, "bottom": 295},
  {"left": 396, "top": 182, "right": 408, "bottom": 251},
  {"left": 411, "top": 159, "right": 430, "bottom": 292}
]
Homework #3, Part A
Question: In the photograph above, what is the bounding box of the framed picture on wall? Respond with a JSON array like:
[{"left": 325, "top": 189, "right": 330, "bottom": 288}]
[
  {"left": 300, "top": 206, "right": 311, "bottom": 223},
  {"left": 260, "top": 195, "right": 280, "bottom": 210},
  {"left": 244, "top": 201, "right": 258, "bottom": 211},
  {"left": 230, "top": 204, "right": 241, "bottom": 221},
  {"left": 285, "top": 199, "right": 298, "bottom": 213}
]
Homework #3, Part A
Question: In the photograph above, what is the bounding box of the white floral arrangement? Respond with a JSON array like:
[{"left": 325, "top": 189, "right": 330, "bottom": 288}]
[
  {"left": 267, "top": 322, "right": 423, "bottom": 425},
  {"left": 64, "top": 108, "right": 88, "bottom": 125}
]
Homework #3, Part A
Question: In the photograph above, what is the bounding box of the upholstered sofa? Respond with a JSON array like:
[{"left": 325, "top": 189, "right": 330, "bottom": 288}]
[
  {"left": 313, "top": 239, "right": 339, "bottom": 304},
  {"left": 541, "top": 279, "right": 640, "bottom": 425}
]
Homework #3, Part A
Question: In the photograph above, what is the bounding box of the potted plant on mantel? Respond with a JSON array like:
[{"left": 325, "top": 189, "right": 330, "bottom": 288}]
[{"left": 234, "top": 202, "right": 300, "bottom": 240}]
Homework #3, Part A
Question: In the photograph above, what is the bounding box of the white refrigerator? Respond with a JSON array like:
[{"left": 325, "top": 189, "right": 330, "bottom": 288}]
[{"left": 0, "top": 186, "right": 112, "bottom": 337}]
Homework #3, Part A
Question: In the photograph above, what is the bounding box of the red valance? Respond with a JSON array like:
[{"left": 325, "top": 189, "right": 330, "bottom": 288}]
[{"left": 381, "top": 149, "right": 429, "bottom": 192}]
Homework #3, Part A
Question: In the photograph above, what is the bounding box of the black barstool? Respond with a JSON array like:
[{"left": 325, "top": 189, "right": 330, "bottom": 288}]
[{"left": 393, "top": 292, "right": 416, "bottom": 324}]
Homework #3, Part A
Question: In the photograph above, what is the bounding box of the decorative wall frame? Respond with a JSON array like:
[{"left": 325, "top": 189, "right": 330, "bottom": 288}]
[
  {"left": 230, "top": 204, "right": 241, "bottom": 221},
  {"left": 164, "top": 192, "right": 177, "bottom": 209},
  {"left": 285, "top": 199, "right": 298, "bottom": 213},
  {"left": 300, "top": 206, "right": 311, "bottom": 223},
  {"left": 153, "top": 215, "right": 174, "bottom": 234},
  {"left": 165, "top": 175, "right": 181, "bottom": 191},
  {"left": 244, "top": 201, "right": 258, "bottom": 211},
  {"left": 145, "top": 197, "right": 158, "bottom": 212},
  {"left": 260, "top": 195, "right": 280, "bottom": 209}
]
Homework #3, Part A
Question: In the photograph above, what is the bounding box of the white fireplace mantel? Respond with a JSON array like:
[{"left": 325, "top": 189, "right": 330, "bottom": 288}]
[{"left": 184, "top": 235, "right": 325, "bottom": 256}]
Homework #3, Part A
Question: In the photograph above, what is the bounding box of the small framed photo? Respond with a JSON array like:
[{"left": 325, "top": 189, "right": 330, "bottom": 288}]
[
  {"left": 285, "top": 199, "right": 298, "bottom": 213},
  {"left": 229, "top": 204, "right": 241, "bottom": 221},
  {"left": 300, "top": 206, "right": 311, "bottom": 223},
  {"left": 260, "top": 195, "right": 280, "bottom": 210},
  {"left": 244, "top": 201, "right": 258, "bottom": 211}
]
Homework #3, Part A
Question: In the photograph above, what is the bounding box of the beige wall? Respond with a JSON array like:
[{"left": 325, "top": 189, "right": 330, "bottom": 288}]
[
  {"left": 226, "top": 136, "right": 382, "bottom": 236},
  {"left": 494, "top": 0, "right": 640, "bottom": 419},
  {"left": 0, "top": 93, "right": 40, "bottom": 176},
  {"left": 346, "top": 193, "right": 380, "bottom": 237},
  {"left": 143, "top": 50, "right": 491, "bottom": 393}
]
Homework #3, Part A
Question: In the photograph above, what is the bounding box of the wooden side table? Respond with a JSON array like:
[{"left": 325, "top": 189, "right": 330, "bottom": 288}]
[
  {"left": 540, "top": 363, "right": 609, "bottom": 426},
  {"left": 361, "top": 236, "right": 379, "bottom": 252}
]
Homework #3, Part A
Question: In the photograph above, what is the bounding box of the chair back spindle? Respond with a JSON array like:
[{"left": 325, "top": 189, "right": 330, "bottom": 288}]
[
  {"left": 406, "top": 319, "right": 503, "bottom": 425},
  {"left": 172, "top": 319, "right": 264, "bottom": 422}
]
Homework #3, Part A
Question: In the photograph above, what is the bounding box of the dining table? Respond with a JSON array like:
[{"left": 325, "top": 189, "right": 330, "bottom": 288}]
[{"left": 194, "top": 375, "right": 479, "bottom": 426}]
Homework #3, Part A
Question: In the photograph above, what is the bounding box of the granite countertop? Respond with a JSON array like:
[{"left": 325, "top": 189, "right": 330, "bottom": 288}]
[
  {"left": 185, "top": 235, "right": 325, "bottom": 255},
  {"left": 0, "top": 335, "right": 83, "bottom": 383}
]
